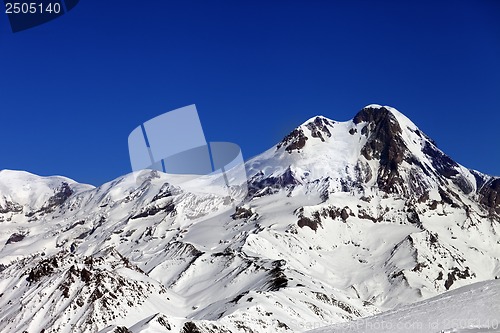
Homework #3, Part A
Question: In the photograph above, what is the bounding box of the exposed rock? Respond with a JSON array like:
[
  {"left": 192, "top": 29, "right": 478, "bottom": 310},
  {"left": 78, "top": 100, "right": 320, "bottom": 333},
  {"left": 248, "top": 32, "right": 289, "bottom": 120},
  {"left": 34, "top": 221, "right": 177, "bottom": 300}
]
[
  {"left": 305, "top": 116, "right": 333, "bottom": 142},
  {"left": 267, "top": 260, "right": 288, "bottom": 291},
  {"left": 277, "top": 128, "right": 308, "bottom": 153},
  {"left": 25, "top": 182, "right": 74, "bottom": 217},
  {"left": 231, "top": 206, "right": 254, "bottom": 220},
  {"left": 479, "top": 178, "right": 500, "bottom": 214},
  {"left": 182, "top": 321, "right": 201, "bottom": 333},
  {"left": 297, "top": 216, "right": 320, "bottom": 231},
  {"left": 340, "top": 208, "right": 349, "bottom": 221},
  {"left": 312, "top": 291, "right": 361, "bottom": 317},
  {"left": 422, "top": 141, "right": 459, "bottom": 178},
  {"left": 444, "top": 266, "right": 474, "bottom": 290},
  {"left": 131, "top": 201, "right": 176, "bottom": 219},
  {"left": 354, "top": 106, "right": 407, "bottom": 194},
  {"left": 47, "top": 182, "right": 73, "bottom": 207},
  {"left": 5, "top": 233, "right": 26, "bottom": 245},
  {"left": 296, "top": 207, "right": 322, "bottom": 231},
  {"left": 0, "top": 200, "right": 23, "bottom": 214},
  {"left": 422, "top": 142, "right": 473, "bottom": 194},
  {"left": 112, "top": 328, "right": 131, "bottom": 333},
  {"left": 247, "top": 167, "right": 300, "bottom": 197},
  {"left": 406, "top": 208, "right": 421, "bottom": 225},
  {"left": 26, "top": 256, "right": 59, "bottom": 283}
]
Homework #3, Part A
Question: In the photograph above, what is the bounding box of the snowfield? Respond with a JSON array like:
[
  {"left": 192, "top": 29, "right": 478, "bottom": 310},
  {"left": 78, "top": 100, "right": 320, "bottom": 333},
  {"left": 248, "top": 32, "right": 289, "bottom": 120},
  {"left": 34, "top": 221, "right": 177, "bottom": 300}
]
[{"left": 308, "top": 279, "right": 500, "bottom": 333}]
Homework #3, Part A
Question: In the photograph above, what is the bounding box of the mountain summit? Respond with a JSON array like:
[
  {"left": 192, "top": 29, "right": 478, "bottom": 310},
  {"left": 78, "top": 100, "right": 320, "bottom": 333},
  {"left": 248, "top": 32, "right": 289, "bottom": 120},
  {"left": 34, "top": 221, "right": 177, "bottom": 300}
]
[
  {"left": 249, "top": 105, "right": 496, "bottom": 207},
  {"left": 0, "top": 106, "right": 499, "bottom": 333}
]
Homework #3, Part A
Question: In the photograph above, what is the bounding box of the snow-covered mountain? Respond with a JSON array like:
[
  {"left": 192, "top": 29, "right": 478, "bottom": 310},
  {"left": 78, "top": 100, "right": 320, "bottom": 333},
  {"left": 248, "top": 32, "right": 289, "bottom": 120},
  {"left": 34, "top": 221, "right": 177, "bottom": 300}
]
[{"left": 0, "top": 105, "right": 499, "bottom": 333}]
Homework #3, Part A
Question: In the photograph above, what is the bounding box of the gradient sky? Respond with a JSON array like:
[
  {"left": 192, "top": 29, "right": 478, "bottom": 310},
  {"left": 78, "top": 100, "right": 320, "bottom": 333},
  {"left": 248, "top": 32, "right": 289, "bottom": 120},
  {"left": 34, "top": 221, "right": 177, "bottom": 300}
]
[{"left": 1, "top": 1, "right": 499, "bottom": 185}]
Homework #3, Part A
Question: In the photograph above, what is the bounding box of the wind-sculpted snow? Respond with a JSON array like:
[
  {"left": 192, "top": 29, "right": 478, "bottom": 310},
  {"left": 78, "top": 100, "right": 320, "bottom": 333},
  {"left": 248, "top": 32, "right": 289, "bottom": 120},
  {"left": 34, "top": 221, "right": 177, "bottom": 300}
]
[
  {"left": 307, "top": 279, "right": 500, "bottom": 333},
  {"left": 0, "top": 105, "right": 499, "bottom": 332}
]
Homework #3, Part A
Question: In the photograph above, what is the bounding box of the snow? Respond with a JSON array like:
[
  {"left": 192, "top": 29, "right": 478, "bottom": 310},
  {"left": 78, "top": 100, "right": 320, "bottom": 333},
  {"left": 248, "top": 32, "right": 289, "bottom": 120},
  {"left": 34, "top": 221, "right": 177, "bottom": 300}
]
[
  {"left": 0, "top": 169, "right": 93, "bottom": 210},
  {"left": 308, "top": 279, "right": 500, "bottom": 333}
]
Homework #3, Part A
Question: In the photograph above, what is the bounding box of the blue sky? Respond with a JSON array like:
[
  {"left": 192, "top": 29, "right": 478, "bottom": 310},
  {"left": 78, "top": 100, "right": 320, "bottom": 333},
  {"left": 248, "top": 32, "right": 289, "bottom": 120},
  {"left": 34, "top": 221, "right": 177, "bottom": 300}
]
[{"left": 1, "top": 1, "right": 499, "bottom": 185}]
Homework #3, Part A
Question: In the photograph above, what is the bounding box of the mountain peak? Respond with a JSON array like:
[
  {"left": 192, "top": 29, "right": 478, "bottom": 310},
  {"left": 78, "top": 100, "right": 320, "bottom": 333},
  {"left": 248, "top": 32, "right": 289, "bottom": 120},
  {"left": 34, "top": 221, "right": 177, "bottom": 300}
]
[
  {"left": 275, "top": 105, "right": 412, "bottom": 157},
  {"left": 353, "top": 105, "right": 399, "bottom": 126},
  {"left": 302, "top": 115, "right": 335, "bottom": 141},
  {"left": 301, "top": 115, "right": 335, "bottom": 126},
  {"left": 253, "top": 105, "right": 490, "bottom": 198},
  {"left": 354, "top": 105, "right": 421, "bottom": 134},
  {"left": 276, "top": 115, "right": 336, "bottom": 153}
]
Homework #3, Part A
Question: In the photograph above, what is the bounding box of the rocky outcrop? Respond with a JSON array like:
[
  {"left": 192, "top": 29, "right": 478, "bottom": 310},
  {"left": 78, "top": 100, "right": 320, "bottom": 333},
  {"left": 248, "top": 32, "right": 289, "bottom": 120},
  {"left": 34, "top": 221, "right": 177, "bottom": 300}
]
[
  {"left": 354, "top": 106, "right": 407, "bottom": 194},
  {"left": 277, "top": 128, "right": 308, "bottom": 153},
  {"left": 247, "top": 167, "right": 301, "bottom": 197},
  {"left": 479, "top": 178, "right": 500, "bottom": 214},
  {"left": 305, "top": 116, "right": 333, "bottom": 142}
]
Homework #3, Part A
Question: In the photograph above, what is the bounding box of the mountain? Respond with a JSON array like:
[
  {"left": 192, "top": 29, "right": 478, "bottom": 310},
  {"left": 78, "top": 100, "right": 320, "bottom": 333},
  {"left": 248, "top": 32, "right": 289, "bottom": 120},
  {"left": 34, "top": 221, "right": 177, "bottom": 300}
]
[{"left": 0, "top": 105, "right": 499, "bottom": 333}]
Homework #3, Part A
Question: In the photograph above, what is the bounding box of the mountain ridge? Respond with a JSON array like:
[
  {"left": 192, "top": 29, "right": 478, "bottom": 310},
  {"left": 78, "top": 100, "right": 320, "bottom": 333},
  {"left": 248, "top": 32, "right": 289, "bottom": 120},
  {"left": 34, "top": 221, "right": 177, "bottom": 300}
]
[{"left": 0, "top": 105, "right": 499, "bottom": 333}]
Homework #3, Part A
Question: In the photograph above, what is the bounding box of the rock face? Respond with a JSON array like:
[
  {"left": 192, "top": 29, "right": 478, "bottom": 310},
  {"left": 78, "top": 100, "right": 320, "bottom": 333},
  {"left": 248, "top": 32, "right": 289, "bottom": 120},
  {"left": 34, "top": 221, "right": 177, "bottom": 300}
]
[
  {"left": 11, "top": 249, "right": 166, "bottom": 333},
  {"left": 0, "top": 105, "right": 499, "bottom": 333},
  {"left": 305, "top": 116, "right": 333, "bottom": 142},
  {"left": 277, "top": 128, "right": 309, "bottom": 153},
  {"left": 479, "top": 178, "right": 500, "bottom": 214},
  {"left": 354, "top": 106, "right": 407, "bottom": 193}
]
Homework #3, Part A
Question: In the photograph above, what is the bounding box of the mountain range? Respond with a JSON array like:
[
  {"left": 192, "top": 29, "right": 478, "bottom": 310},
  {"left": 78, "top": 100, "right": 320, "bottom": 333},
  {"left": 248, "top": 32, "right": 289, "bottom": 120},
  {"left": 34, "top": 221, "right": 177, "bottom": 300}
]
[{"left": 0, "top": 105, "right": 499, "bottom": 333}]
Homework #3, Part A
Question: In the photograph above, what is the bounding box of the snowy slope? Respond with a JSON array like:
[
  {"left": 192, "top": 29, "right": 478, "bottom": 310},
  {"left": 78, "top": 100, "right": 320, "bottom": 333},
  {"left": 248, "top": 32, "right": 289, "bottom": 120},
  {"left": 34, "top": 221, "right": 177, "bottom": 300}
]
[
  {"left": 0, "top": 105, "right": 499, "bottom": 333},
  {"left": 308, "top": 279, "right": 500, "bottom": 333},
  {"left": 0, "top": 169, "right": 93, "bottom": 215}
]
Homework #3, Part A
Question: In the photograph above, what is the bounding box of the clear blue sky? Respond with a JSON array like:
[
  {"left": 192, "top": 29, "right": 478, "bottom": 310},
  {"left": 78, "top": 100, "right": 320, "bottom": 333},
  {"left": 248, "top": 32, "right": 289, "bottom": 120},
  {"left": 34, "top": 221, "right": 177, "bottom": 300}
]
[{"left": 1, "top": 1, "right": 499, "bottom": 185}]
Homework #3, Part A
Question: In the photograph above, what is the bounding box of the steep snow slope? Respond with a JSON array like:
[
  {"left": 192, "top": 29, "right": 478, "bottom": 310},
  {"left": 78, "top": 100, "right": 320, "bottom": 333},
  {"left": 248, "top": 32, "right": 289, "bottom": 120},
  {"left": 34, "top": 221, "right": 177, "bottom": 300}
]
[
  {"left": 0, "top": 105, "right": 499, "bottom": 332},
  {"left": 308, "top": 279, "right": 500, "bottom": 333}
]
